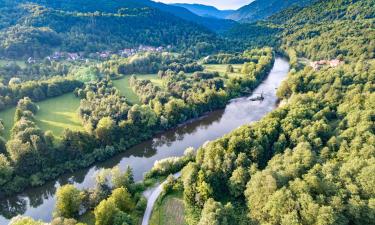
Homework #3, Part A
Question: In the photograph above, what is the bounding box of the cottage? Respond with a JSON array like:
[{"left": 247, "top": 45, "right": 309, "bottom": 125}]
[
  {"left": 310, "top": 59, "right": 343, "bottom": 71},
  {"left": 27, "top": 57, "right": 36, "bottom": 64},
  {"left": 67, "top": 53, "right": 80, "bottom": 61}
]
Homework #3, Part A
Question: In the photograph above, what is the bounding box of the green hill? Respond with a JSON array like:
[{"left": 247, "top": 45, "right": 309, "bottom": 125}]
[
  {"left": 0, "top": 0, "right": 221, "bottom": 59},
  {"left": 228, "top": 0, "right": 316, "bottom": 22}
]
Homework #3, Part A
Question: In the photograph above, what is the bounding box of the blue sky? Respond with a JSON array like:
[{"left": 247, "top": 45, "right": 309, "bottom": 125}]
[{"left": 155, "top": 0, "right": 252, "bottom": 10}]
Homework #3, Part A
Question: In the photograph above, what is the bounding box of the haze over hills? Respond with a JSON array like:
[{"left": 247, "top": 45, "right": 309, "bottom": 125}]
[
  {"left": 171, "top": 3, "right": 235, "bottom": 19},
  {"left": 171, "top": 0, "right": 318, "bottom": 23}
]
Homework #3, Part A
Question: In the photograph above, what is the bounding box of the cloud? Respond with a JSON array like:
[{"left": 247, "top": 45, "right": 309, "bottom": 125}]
[{"left": 155, "top": 0, "right": 251, "bottom": 10}]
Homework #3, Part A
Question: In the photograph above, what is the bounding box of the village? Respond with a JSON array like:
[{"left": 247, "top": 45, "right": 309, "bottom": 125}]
[{"left": 26, "top": 44, "right": 171, "bottom": 64}]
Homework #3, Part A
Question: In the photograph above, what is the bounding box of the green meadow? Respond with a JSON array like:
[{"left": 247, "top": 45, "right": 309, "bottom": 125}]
[
  {"left": 0, "top": 93, "right": 83, "bottom": 139},
  {"left": 204, "top": 64, "right": 244, "bottom": 78},
  {"left": 150, "top": 191, "right": 186, "bottom": 225},
  {"left": 0, "top": 59, "right": 27, "bottom": 69},
  {"left": 113, "top": 74, "right": 163, "bottom": 104}
]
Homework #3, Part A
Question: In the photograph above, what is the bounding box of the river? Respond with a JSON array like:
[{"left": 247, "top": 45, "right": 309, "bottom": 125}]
[{"left": 0, "top": 57, "right": 289, "bottom": 224}]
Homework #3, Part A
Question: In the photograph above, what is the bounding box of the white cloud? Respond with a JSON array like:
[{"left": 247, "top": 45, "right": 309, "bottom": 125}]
[{"left": 155, "top": 0, "right": 251, "bottom": 10}]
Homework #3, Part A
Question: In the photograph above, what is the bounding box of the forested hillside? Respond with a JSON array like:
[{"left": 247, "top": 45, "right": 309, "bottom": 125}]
[
  {"left": 0, "top": 0, "right": 222, "bottom": 59},
  {"left": 228, "top": 0, "right": 316, "bottom": 22},
  {"left": 181, "top": 0, "right": 375, "bottom": 224}
]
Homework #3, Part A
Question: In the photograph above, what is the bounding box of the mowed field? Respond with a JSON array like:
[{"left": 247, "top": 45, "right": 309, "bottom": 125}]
[
  {"left": 204, "top": 64, "right": 243, "bottom": 78},
  {"left": 113, "top": 74, "right": 163, "bottom": 104},
  {"left": 150, "top": 191, "right": 186, "bottom": 225},
  {"left": 0, "top": 93, "right": 83, "bottom": 139},
  {"left": 0, "top": 59, "right": 27, "bottom": 69}
]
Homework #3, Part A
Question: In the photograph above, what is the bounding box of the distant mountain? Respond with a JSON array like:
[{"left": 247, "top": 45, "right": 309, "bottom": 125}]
[
  {"left": 228, "top": 0, "right": 316, "bottom": 22},
  {"left": 138, "top": 1, "right": 237, "bottom": 32},
  {"left": 172, "top": 3, "right": 235, "bottom": 19}
]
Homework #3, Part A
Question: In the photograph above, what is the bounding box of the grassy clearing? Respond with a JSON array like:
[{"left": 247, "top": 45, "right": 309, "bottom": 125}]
[
  {"left": 0, "top": 59, "right": 27, "bottom": 69},
  {"left": 150, "top": 191, "right": 186, "bottom": 225},
  {"left": 0, "top": 107, "right": 16, "bottom": 139},
  {"left": 113, "top": 74, "right": 163, "bottom": 104},
  {"left": 0, "top": 93, "right": 83, "bottom": 139},
  {"left": 204, "top": 64, "right": 243, "bottom": 79},
  {"left": 113, "top": 76, "right": 141, "bottom": 104},
  {"left": 35, "top": 93, "right": 83, "bottom": 138}
]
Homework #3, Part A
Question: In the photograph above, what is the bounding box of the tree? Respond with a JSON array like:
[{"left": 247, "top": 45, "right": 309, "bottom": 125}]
[
  {"left": 110, "top": 187, "right": 135, "bottom": 213},
  {"left": 9, "top": 216, "right": 45, "bottom": 225},
  {"left": 0, "top": 154, "right": 13, "bottom": 186},
  {"left": 7, "top": 139, "right": 40, "bottom": 175},
  {"left": 55, "top": 184, "right": 82, "bottom": 218},
  {"left": 228, "top": 166, "right": 248, "bottom": 198},
  {"left": 113, "top": 211, "right": 132, "bottom": 225},
  {"left": 95, "top": 117, "right": 115, "bottom": 145},
  {"left": 17, "top": 97, "right": 38, "bottom": 114},
  {"left": 94, "top": 198, "right": 118, "bottom": 225},
  {"left": 198, "top": 198, "right": 234, "bottom": 225},
  {"left": 50, "top": 217, "right": 78, "bottom": 225},
  {"left": 226, "top": 65, "right": 234, "bottom": 73}
]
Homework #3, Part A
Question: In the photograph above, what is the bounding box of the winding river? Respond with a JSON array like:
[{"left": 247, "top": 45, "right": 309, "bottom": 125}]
[{"left": 0, "top": 58, "right": 289, "bottom": 224}]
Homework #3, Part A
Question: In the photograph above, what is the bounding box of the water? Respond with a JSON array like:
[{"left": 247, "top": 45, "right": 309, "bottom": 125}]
[{"left": 0, "top": 58, "right": 289, "bottom": 224}]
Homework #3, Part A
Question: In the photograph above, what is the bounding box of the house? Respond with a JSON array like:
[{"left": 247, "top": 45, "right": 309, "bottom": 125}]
[
  {"left": 99, "top": 51, "right": 111, "bottom": 59},
  {"left": 67, "top": 53, "right": 80, "bottom": 61},
  {"left": 52, "top": 51, "right": 64, "bottom": 60},
  {"left": 310, "top": 59, "right": 343, "bottom": 71},
  {"left": 27, "top": 57, "right": 36, "bottom": 64},
  {"left": 329, "top": 59, "right": 343, "bottom": 67},
  {"left": 120, "top": 48, "right": 136, "bottom": 57}
]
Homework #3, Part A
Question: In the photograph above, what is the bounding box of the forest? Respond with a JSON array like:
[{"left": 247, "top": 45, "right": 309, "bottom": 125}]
[
  {"left": 1, "top": 0, "right": 374, "bottom": 225},
  {"left": 0, "top": 0, "right": 222, "bottom": 59}
]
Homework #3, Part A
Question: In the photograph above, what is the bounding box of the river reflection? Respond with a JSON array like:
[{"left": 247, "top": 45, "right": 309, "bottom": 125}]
[{"left": 0, "top": 58, "right": 289, "bottom": 224}]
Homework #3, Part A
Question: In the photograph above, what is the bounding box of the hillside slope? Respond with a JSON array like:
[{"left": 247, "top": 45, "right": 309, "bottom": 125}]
[
  {"left": 228, "top": 0, "right": 316, "bottom": 22},
  {"left": 29, "top": 0, "right": 237, "bottom": 32},
  {"left": 0, "top": 0, "right": 221, "bottom": 59}
]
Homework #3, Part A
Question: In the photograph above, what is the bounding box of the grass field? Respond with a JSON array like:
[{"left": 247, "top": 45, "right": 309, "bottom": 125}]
[
  {"left": 0, "top": 107, "right": 16, "bottom": 139},
  {"left": 0, "top": 59, "right": 27, "bottom": 69},
  {"left": 0, "top": 93, "right": 83, "bottom": 139},
  {"left": 150, "top": 191, "right": 186, "bottom": 225},
  {"left": 204, "top": 64, "right": 244, "bottom": 78},
  {"left": 113, "top": 76, "right": 141, "bottom": 104},
  {"left": 35, "top": 93, "right": 83, "bottom": 138},
  {"left": 113, "top": 74, "right": 163, "bottom": 104}
]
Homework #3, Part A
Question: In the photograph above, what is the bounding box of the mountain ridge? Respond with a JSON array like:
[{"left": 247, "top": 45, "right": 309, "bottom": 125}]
[
  {"left": 171, "top": 3, "right": 235, "bottom": 19},
  {"left": 228, "top": 0, "right": 316, "bottom": 22}
]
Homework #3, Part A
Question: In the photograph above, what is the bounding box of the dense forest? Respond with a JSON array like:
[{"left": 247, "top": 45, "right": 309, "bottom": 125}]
[
  {"left": 179, "top": 0, "right": 375, "bottom": 224},
  {"left": 0, "top": 0, "right": 225, "bottom": 59},
  {"left": 0, "top": 0, "right": 374, "bottom": 224}
]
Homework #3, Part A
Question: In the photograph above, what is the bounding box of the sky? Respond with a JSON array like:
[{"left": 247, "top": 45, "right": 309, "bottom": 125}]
[{"left": 155, "top": 0, "right": 252, "bottom": 10}]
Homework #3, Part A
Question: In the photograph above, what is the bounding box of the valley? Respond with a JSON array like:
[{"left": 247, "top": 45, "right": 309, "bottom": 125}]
[{"left": 0, "top": 0, "right": 373, "bottom": 225}]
